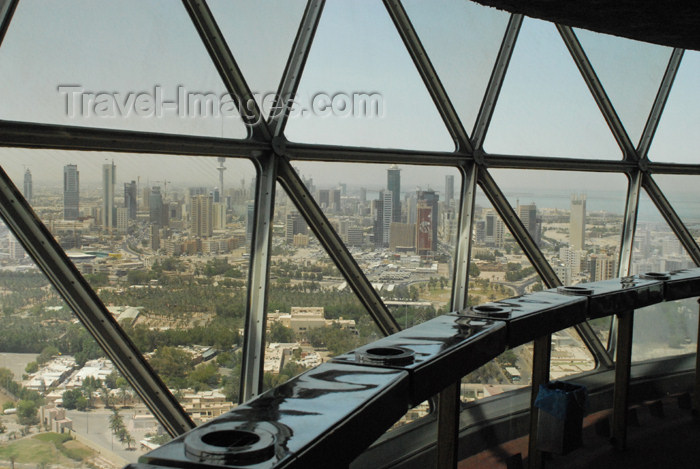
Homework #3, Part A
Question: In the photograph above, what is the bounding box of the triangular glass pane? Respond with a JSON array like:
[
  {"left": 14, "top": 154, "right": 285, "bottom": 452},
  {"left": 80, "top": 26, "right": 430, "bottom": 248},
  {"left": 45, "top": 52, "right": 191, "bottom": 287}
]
[
  {"left": 573, "top": 28, "right": 672, "bottom": 147},
  {"left": 484, "top": 19, "right": 622, "bottom": 159},
  {"left": 265, "top": 183, "right": 382, "bottom": 391},
  {"left": 293, "top": 161, "right": 460, "bottom": 316},
  {"left": 0, "top": 221, "right": 170, "bottom": 465},
  {"left": 207, "top": 0, "right": 307, "bottom": 117},
  {"left": 0, "top": 0, "right": 247, "bottom": 138},
  {"left": 632, "top": 189, "right": 695, "bottom": 275},
  {"left": 284, "top": 0, "right": 454, "bottom": 151},
  {"left": 402, "top": 0, "right": 509, "bottom": 134},
  {"left": 653, "top": 175, "right": 700, "bottom": 246},
  {"left": 632, "top": 188, "right": 698, "bottom": 363},
  {"left": 1, "top": 147, "right": 256, "bottom": 422},
  {"left": 648, "top": 50, "right": 700, "bottom": 163},
  {"left": 490, "top": 169, "right": 628, "bottom": 352},
  {"left": 462, "top": 187, "right": 537, "bottom": 403}
]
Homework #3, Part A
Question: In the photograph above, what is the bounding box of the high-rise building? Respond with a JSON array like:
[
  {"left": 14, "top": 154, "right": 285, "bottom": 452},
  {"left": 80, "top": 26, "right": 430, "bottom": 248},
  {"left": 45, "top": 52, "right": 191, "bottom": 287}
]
[
  {"left": 102, "top": 162, "right": 116, "bottom": 229},
  {"left": 217, "top": 157, "right": 226, "bottom": 197},
  {"left": 518, "top": 202, "right": 542, "bottom": 247},
  {"left": 23, "top": 169, "right": 32, "bottom": 203},
  {"left": 485, "top": 210, "right": 505, "bottom": 248},
  {"left": 332, "top": 189, "right": 341, "bottom": 212},
  {"left": 417, "top": 190, "right": 439, "bottom": 252},
  {"left": 445, "top": 175, "right": 454, "bottom": 205},
  {"left": 318, "top": 189, "right": 330, "bottom": 210},
  {"left": 149, "top": 187, "right": 165, "bottom": 226},
  {"left": 373, "top": 190, "right": 393, "bottom": 247},
  {"left": 286, "top": 212, "right": 307, "bottom": 244},
  {"left": 116, "top": 207, "right": 129, "bottom": 233},
  {"left": 124, "top": 181, "right": 137, "bottom": 220},
  {"left": 570, "top": 194, "right": 587, "bottom": 251},
  {"left": 387, "top": 165, "right": 401, "bottom": 222},
  {"left": 63, "top": 164, "right": 80, "bottom": 220},
  {"left": 416, "top": 200, "right": 433, "bottom": 255},
  {"left": 8, "top": 235, "right": 24, "bottom": 260},
  {"left": 213, "top": 202, "right": 226, "bottom": 230},
  {"left": 191, "top": 194, "right": 213, "bottom": 237}
]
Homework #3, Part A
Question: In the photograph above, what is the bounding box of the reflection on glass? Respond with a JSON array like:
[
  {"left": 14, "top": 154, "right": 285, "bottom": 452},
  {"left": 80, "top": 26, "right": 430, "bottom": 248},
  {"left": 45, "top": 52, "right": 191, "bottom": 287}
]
[
  {"left": 484, "top": 18, "right": 621, "bottom": 159},
  {"left": 628, "top": 191, "right": 697, "bottom": 364},
  {"left": 293, "top": 162, "right": 460, "bottom": 318},
  {"left": 264, "top": 184, "right": 382, "bottom": 391},
  {"left": 0, "top": 222, "right": 170, "bottom": 465},
  {"left": 632, "top": 298, "right": 699, "bottom": 362},
  {"left": 0, "top": 148, "right": 256, "bottom": 424}
]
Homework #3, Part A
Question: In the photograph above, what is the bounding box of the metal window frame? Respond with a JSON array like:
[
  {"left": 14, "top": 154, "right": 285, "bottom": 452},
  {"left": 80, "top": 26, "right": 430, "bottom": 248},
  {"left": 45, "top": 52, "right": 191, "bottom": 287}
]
[{"left": 0, "top": 2, "right": 697, "bottom": 457}]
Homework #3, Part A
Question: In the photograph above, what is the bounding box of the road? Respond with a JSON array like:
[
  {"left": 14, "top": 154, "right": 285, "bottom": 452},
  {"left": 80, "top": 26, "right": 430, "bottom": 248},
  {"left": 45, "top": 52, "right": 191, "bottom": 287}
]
[
  {"left": 492, "top": 274, "right": 540, "bottom": 296},
  {"left": 66, "top": 407, "right": 150, "bottom": 465}
]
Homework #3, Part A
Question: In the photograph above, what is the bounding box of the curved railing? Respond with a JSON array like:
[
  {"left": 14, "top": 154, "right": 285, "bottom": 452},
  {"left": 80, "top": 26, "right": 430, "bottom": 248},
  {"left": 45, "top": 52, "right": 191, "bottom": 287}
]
[{"left": 127, "top": 268, "right": 700, "bottom": 469}]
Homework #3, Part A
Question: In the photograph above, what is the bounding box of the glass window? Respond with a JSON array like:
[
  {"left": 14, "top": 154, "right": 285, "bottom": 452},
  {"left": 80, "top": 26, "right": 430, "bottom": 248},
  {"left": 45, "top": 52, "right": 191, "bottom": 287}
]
[
  {"left": 402, "top": 0, "right": 510, "bottom": 134},
  {"left": 207, "top": 0, "right": 307, "bottom": 118},
  {"left": 653, "top": 175, "right": 700, "bottom": 246},
  {"left": 0, "top": 222, "right": 171, "bottom": 465},
  {"left": 283, "top": 0, "right": 455, "bottom": 151},
  {"left": 0, "top": 148, "right": 255, "bottom": 419},
  {"left": 461, "top": 187, "right": 537, "bottom": 402},
  {"left": 632, "top": 298, "right": 698, "bottom": 363},
  {"left": 293, "top": 161, "right": 461, "bottom": 317},
  {"left": 484, "top": 18, "right": 622, "bottom": 159},
  {"left": 264, "top": 183, "right": 382, "bottom": 391},
  {"left": 630, "top": 189, "right": 697, "bottom": 363},
  {"left": 573, "top": 28, "right": 672, "bottom": 146},
  {"left": 648, "top": 50, "right": 700, "bottom": 163},
  {"left": 0, "top": 0, "right": 247, "bottom": 138}
]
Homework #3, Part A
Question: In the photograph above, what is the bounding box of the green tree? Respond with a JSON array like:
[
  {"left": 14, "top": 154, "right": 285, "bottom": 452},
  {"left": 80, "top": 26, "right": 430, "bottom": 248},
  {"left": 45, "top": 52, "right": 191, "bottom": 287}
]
[
  {"left": 149, "top": 346, "right": 193, "bottom": 389},
  {"left": 25, "top": 361, "right": 38, "bottom": 374},
  {"left": 16, "top": 399, "right": 38, "bottom": 425},
  {"left": 268, "top": 322, "right": 295, "bottom": 343},
  {"left": 62, "top": 389, "right": 82, "bottom": 410}
]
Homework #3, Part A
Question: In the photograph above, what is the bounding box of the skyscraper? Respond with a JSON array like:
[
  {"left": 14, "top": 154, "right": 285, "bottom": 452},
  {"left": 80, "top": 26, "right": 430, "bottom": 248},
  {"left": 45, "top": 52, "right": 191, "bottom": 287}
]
[
  {"left": 102, "top": 162, "right": 116, "bottom": 229},
  {"left": 23, "top": 169, "right": 32, "bottom": 203},
  {"left": 63, "top": 164, "right": 80, "bottom": 220},
  {"left": 570, "top": 194, "right": 586, "bottom": 251},
  {"left": 416, "top": 200, "right": 433, "bottom": 255},
  {"left": 387, "top": 165, "right": 401, "bottom": 222},
  {"left": 191, "top": 194, "right": 213, "bottom": 237},
  {"left": 124, "top": 181, "right": 137, "bottom": 220},
  {"left": 149, "top": 187, "right": 164, "bottom": 226},
  {"left": 445, "top": 175, "right": 454, "bottom": 205},
  {"left": 381, "top": 190, "right": 393, "bottom": 246},
  {"left": 286, "top": 211, "right": 307, "bottom": 244},
  {"left": 417, "top": 190, "right": 439, "bottom": 252},
  {"left": 518, "top": 202, "right": 542, "bottom": 247}
]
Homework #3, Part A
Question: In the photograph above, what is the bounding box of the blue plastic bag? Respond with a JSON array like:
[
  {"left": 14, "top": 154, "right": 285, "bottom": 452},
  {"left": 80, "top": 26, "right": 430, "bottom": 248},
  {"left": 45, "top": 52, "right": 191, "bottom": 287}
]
[{"left": 534, "top": 381, "right": 588, "bottom": 421}]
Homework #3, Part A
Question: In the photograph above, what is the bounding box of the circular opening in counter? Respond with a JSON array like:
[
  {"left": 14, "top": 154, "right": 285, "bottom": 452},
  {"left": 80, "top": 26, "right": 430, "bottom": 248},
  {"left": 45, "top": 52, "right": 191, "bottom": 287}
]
[
  {"left": 202, "top": 430, "right": 260, "bottom": 448},
  {"left": 184, "top": 423, "right": 277, "bottom": 465},
  {"left": 557, "top": 286, "right": 593, "bottom": 295},
  {"left": 359, "top": 346, "right": 414, "bottom": 366},
  {"left": 472, "top": 305, "right": 510, "bottom": 318},
  {"left": 640, "top": 272, "right": 671, "bottom": 280}
]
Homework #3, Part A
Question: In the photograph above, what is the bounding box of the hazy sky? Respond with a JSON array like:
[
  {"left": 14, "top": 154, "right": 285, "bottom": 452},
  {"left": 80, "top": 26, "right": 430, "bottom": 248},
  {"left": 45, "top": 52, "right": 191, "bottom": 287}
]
[{"left": 0, "top": 0, "right": 698, "bottom": 191}]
